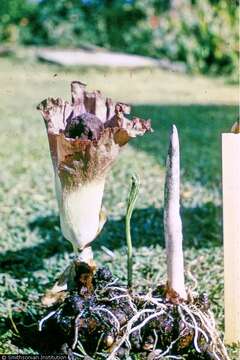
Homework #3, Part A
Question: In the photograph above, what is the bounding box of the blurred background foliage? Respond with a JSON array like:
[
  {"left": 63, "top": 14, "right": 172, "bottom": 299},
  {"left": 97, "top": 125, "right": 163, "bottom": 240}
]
[{"left": 0, "top": 0, "right": 239, "bottom": 76}]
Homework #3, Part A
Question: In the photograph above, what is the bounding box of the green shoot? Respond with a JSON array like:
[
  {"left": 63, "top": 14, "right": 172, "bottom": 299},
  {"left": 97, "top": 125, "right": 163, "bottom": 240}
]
[{"left": 125, "top": 174, "right": 140, "bottom": 289}]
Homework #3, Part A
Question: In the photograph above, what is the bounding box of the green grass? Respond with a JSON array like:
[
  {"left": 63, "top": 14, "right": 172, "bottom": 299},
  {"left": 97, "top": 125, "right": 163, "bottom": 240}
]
[{"left": 0, "top": 56, "right": 239, "bottom": 357}]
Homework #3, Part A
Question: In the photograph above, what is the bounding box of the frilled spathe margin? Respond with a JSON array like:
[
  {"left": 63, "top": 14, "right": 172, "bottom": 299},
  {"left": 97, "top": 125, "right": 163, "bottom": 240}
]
[
  {"left": 37, "top": 82, "right": 151, "bottom": 306},
  {"left": 37, "top": 82, "right": 151, "bottom": 187}
]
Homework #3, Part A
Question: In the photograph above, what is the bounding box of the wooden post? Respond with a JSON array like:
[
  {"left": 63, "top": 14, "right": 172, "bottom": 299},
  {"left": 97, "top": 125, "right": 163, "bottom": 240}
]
[{"left": 222, "top": 132, "right": 240, "bottom": 345}]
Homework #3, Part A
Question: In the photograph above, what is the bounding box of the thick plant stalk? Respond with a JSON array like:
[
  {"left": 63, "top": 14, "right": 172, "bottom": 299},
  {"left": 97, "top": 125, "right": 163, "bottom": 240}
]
[
  {"left": 164, "top": 125, "right": 187, "bottom": 301},
  {"left": 125, "top": 174, "right": 140, "bottom": 289}
]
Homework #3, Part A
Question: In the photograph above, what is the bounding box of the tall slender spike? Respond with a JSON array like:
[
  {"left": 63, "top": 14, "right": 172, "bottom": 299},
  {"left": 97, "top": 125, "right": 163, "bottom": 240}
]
[{"left": 164, "top": 125, "right": 187, "bottom": 300}]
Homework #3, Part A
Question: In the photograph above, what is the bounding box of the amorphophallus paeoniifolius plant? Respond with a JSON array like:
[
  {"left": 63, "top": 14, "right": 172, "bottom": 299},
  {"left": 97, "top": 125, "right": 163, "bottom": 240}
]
[
  {"left": 37, "top": 81, "right": 151, "bottom": 303},
  {"left": 38, "top": 120, "right": 230, "bottom": 360}
]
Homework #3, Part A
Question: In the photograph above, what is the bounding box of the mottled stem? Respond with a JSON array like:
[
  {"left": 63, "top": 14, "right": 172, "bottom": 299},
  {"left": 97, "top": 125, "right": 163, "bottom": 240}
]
[{"left": 164, "top": 125, "right": 187, "bottom": 300}]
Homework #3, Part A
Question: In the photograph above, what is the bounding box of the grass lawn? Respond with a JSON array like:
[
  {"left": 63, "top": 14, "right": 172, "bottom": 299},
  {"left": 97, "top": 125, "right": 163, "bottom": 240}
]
[{"left": 0, "top": 56, "right": 239, "bottom": 358}]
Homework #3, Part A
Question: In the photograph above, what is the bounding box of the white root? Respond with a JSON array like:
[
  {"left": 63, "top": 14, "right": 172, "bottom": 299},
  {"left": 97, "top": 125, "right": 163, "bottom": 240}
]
[
  {"left": 72, "top": 311, "right": 84, "bottom": 349},
  {"left": 39, "top": 272, "right": 228, "bottom": 359},
  {"left": 105, "top": 286, "right": 128, "bottom": 292},
  {"left": 38, "top": 310, "right": 57, "bottom": 331},
  {"left": 130, "top": 310, "right": 165, "bottom": 335},
  {"left": 126, "top": 296, "right": 138, "bottom": 314},
  {"left": 153, "top": 329, "right": 158, "bottom": 351},
  {"left": 161, "top": 356, "right": 183, "bottom": 359},
  {"left": 155, "top": 335, "right": 183, "bottom": 359},
  {"left": 72, "top": 352, "right": 84, "bottom": 358},
  {"left": 190, "top": 306, "right": 230, "bottom": 360},
  {"left": 39, "top": 290, "right": 229, "bottom": 360},
  {"left": 108, "top": 294, "right": 129, "bottom": 302},
  {"left": 95, "top": 291, "right": 138, "bottom": 315},
  {"left": 107, "top": 307, "right": 172, "bottom": 360},
  {"left": 164, "top": 125, "right": 187, "bottom": 300},
  {"left": 107, "top": 309, "right": 155, "bottom": 360},
  {"left": 76, "top": 339, "right": 94, "bottom": 360},
  {"left": 136, "top": 293, "right": 168, "bottom": 310},
  {"left": 178, "top": 304, "right": 208, "bottom": 353},
  {"left": 177, "top": 304, "right": 230, "bottom": 360},
  {"left": 103, "top": 278, "right": 119, "bottom": 288},
  {"left": 186, "top": 268, "right": 198, "bottom": 292},
  {"left": 94, "top": 307, "right": 121, "bottom": 332}
]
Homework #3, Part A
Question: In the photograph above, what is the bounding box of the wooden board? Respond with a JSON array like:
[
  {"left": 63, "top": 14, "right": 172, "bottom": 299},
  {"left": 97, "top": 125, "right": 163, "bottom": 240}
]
[{"left": 222, "top": 133, "right": 240, "bottom": 344}]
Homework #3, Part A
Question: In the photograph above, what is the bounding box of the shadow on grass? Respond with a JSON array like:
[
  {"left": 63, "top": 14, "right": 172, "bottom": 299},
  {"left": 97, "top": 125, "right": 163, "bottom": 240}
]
[
  {"left": 0, "top": 202, "right": 221, "bottom": 281},
  {"left": 4, "top": 315, "right": 65, "bottom": 353},
  {"left": 131, "top": 104, "right": 237, "bottom": 187},
  {"left": 95, "top": 202, "right": 221, "bottom": 251},
  {"left": 0, "top": 214, "right": 71, "bottom": 279}
]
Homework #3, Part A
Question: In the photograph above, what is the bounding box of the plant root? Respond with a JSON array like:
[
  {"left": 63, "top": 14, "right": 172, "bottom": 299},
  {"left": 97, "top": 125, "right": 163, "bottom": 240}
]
[{"left": 39, "top": 267, "right": 229, "bottom": 360}]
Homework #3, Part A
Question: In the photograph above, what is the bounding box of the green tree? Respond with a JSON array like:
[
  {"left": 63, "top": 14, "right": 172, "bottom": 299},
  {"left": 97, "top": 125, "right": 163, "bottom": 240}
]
[{"left": 0, "top": 0, "right": 36, "bottom": 42}]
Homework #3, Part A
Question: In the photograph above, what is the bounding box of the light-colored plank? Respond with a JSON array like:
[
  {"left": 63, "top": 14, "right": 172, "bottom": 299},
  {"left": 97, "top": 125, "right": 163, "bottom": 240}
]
[{"left": 222, "top": 133, "right": 240, "bottom": 344}]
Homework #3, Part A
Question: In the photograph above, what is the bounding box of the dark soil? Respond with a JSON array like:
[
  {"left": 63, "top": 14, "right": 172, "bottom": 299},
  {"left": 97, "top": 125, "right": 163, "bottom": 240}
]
[{"left": 39, "top": 267, "right": 215, "bottom": 359}]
